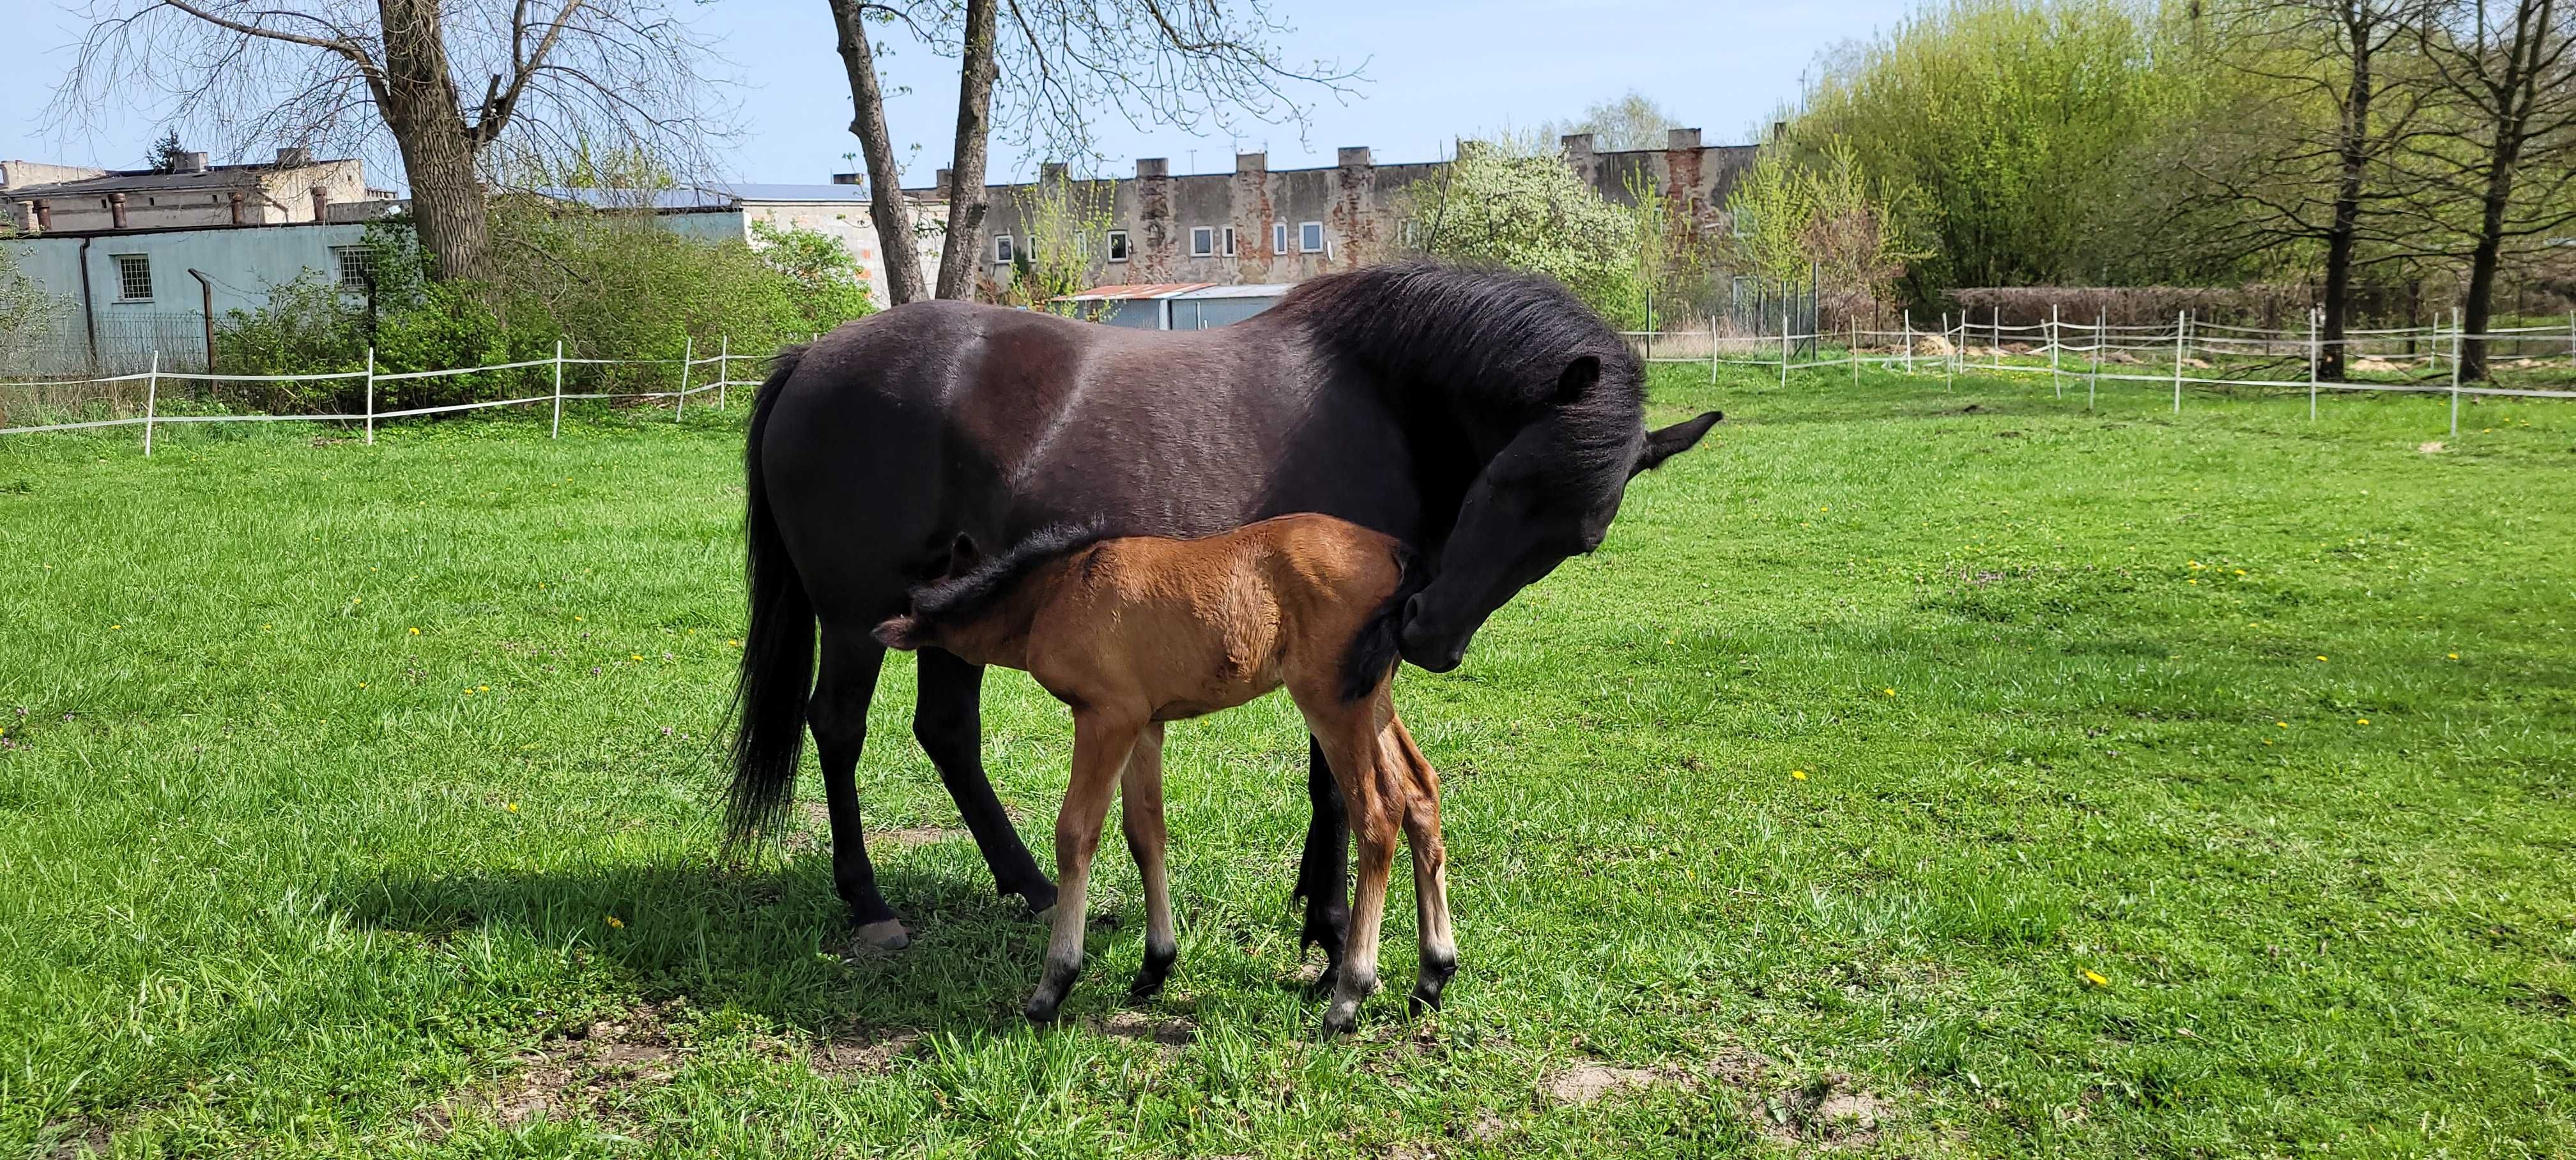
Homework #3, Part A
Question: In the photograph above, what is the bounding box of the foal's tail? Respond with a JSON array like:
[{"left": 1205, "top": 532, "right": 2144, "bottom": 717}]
[
  {"left": 1340, "top": 544, "right": 1431, "bottom": 703},
  {"left": 724, "top": 348, "right": 813, "bottom": 847}
]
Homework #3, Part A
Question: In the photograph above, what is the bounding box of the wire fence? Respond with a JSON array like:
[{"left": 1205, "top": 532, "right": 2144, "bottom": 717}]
[
  {"left": 1625, "top": 305, "right": 2576, "bottom": 436},
  {"left": 0, "top": 336, "right": 778, "bottom": 453}
]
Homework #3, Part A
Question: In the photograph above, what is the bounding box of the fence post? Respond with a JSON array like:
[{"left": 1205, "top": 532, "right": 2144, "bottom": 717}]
[
  {"left": 1993, "top": 306, "right": 2002, "bottom": 371},
  {"left": 675, "top": 335, "right": 692, "bottom": 422},
  {"left": 551, "top": 339, "right": 565, "bottom": 439},
  {"left": 2172, "top": 310, "right": 2186, "bottom": 415},
  {"left": 2050, "top": 304, "right": 2062, "bottom": 399},
  {"left": 142, "top": 349, "right": 158, "bottom": 457},
  {"left": 717, "top": 335, "right": 730, "bottom": 409},
  {"left": 1903, "top": 314, "right": 1914, "bottom": 376},
  {"left": 2308, "top": 307, "right": 2320, "bottom": 422},
  {"left": 1851, "top": 318, "right": 1861, "bottom": 387},
  {"left": 1707, "top": 319, "right": 1718, "bottom": 384},
  {"left": 1779, "top": 296, "right": 1790, "bottom": 389},
  {"left": 2090, "top": 310, "right": 2102, "bottom": 410},
  {"left": 364, "top": 346, "right": 376, "bottom": 445},
  {"left": 2450, "top": 308, "right": 2463, "bottom": 438}
]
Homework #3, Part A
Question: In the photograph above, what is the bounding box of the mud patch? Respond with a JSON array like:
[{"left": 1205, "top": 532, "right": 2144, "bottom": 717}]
[
  {"left": 2418, "top": 440, "right": 2446, "bottom": 454},
  {"left": 37, "top": 1117, "right": 112, "bottom": 1158},
  {"left": 809, "top": 1026, "right": 922, "bottom": 1076},
  {"left": 1092, "top": 1011, "right": 1197, "bottom": 1052},
  {"left": 424, "top": 1004, "right": 684, "bottom": 1136},
  {"left": 786, "top": 802, "right": 962, "bottom": 854},
  {"left": 1540, "top": 1051, "right": 1896, "bottom": 1149}
]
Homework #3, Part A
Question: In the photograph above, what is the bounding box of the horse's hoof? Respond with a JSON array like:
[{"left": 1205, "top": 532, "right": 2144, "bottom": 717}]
[
  {"left": 848, "top": 919, "right": 912, "bottom": 954},
  {"left": 1305, "top": 963, "right": 1343, "bottom": 997},
  {"left": 1024, "top": 993, "right": 1066, "bottom": 1025},
  {"left": 1407, "top": 986, "right": 1443, "bottom": 1017},
  {"left": 1319, "top": 1007, "right": 1358, "bottom": 1037}
]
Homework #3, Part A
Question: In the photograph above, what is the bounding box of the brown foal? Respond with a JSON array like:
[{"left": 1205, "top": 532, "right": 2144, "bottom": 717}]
[{"left": 872, "top": 514, "right": 1456, "bottom": 1034}]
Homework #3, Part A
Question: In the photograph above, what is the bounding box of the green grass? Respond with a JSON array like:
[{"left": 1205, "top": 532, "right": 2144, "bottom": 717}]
[{"left": 2, "top": 366, "right": 2572, "bottom": 1157}]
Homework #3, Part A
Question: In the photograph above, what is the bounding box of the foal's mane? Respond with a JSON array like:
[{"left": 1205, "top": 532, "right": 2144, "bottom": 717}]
[
  {"left": 1272, "top": 261, "right": 1645, "bottom": 459},
  {"left": 904, "top": 521, "right": 1113, "bottom": 637}
]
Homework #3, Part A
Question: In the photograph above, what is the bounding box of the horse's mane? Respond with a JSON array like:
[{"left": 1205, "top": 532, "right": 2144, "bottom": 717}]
[
  {"left": 1271, "top": 261, "right": 1645, "bottom": 471},
  {"left": 904, "top": 521, "right": 1114, "bottom": 637}
]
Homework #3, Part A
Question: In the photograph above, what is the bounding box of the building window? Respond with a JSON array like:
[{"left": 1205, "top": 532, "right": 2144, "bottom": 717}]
[
  {"left": 333, "top": 246, "right": 375, "bottom": 291},
  {"left": 1299, "top": 221, "right": 1324, "bottom": 254},
  {"left": 994, "top": 234, "right": 1015, "bottom": 264},
  {"left": 1222, "top": 226, "right": 1237, "bottom": 257},
  {"left": 1273, "top": 221, "right": 1288, "bottom": 256},
  {"left": 113, "top": 254, "right": 151, "bottom": 301},
  {"left": 1190, "top": 226, "right": 1215, "bottom": 257},
  {"left": 1107, "top": 230, "right": 1130, "bottom": 263}
]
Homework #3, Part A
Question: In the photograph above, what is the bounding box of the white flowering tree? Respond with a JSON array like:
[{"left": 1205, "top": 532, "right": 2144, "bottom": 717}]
[{"left": 1409, "top": 139, "right": 1646, "bottom": 327}]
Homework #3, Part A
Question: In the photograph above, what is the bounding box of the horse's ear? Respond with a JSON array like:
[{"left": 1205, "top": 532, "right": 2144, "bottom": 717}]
[
  {"left": 946, "top": 532, "right": 985, "bottom": 576},
  {"left": 1554, "top": 355, "right": 1600, "bottom": 402},
  {"left": 871, "top": 615, "right": 924, "bottom": 652},
  {"left": 1631, "top": 410, "right": 1722, "bottom": 478}
]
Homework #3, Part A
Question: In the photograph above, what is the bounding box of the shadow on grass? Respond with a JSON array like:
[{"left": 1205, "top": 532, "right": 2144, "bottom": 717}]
[{"left": 327, "top": 852, "right": 1073, "bottom": 1035}]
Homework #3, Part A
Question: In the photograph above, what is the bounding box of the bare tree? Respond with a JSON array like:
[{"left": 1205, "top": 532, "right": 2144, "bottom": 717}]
[
  {"left": 56, "top": 0, "right": 731, "bottom": 280},
  {"left": 2174, "top": 0, "right": 2431, "bottom": 378},
  {"left": 836, "top": 0, "right": 1358, "bottom": 300},
  {"left": 830, "top": 0, "right": 930, "bottom": 304},
  {"left": 1544, "top": 89, "right": 1682, "bottom": 151},
  {"left": 2393, "top": 0, "right": 2576, "bottom": 378}
]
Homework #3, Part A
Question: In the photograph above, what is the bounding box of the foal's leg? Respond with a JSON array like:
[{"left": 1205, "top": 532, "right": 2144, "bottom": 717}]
[
  {"left": 1292, "top": 738, "right": 1353, "bottom": 984},
  {"left": 1388, "top": 715, "right": 1458, "bottom": 1015},
  {"left": 808, "top": 628, "right": 907, "bottom": 950},
  {"left": 1310, "top": 707, "right": 1402, "bottom": 1036},
  {"left": 913, "top": 648, "right": 1057, "bottom": 914},
  {"left": 1120, "top": 722, "right": 1177, "bottom": 1000},
  {"left": 1025, "top": 710, "right": 1146, "bottom": 1024}
]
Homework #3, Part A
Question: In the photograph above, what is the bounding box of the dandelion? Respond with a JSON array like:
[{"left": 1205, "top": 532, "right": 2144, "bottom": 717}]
[
  {"left": 2083, "top": 970, "right": 2109, "bottom": 987},
  {"left": 2316, "top": 656, "right": 2327, "bottom": 662},
  {"left": 477, "top": 685, "right": 489, "bottom": 692},
  {"left": 1882, "top": 687, "right": 1896, "bottom": 696},
  {"left": 2448, "top": 653, "right": 2460, "bottom": 660},
  {"left": 505, "top": 802, "right": 518, "bottom": 813},
  {"left": 409, "top": 627, "right": 420, "bottom": 636},
  {"left": 2356, "top": 717, "right": 2369, "bottom": 725},
  {"left": 1791, "top": 769, "right": 1809, "bottom": 781},
  {"left": 606, "top": 915, "right": 624, "bottom": 929},
  {"left": 110, "top": 625, "right": 121, "bottom": 630},
  {"left": 575, "top": 616, "right": 586, "bottom": 622},
  {"left": 2276, "top": 722, "right": 2288, "bottom": 728},
  {"left": 631, "top": 654, "right": 643, "bottom": 662}
]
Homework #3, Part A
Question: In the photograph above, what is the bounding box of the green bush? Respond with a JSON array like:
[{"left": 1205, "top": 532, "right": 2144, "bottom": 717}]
[{"left": 214, "top": 199, "right": 875, "bottom": 415}]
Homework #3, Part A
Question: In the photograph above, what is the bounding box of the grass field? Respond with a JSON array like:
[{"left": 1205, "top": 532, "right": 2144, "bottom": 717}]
[{"left": 3, "top": 364, "right": 2572, "bottom": 1157}]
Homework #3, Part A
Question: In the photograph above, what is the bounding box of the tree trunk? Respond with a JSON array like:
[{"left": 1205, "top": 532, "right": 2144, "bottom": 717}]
[
  {"left": 829, "top": 0, "right": 927, "bottom": 307},
  {"left": 377, "top": 0, "right": 488, "bottom": 280},
  {"left": 933, "top": 0, "right": 999, "bottom": 300},
  {"left": 2319, "top": 13, "right": 2372, "bottom": 381},
  {"left": 2460, "top": 165, "right": 2515, "bottom": 381}
]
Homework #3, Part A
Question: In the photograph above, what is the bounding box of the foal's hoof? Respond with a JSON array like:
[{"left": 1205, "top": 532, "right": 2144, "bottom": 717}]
[
  {"left": 848, "top": 919, "right": 912, "bottom": 955},
  {"left": 1319, "top": 1004, "right": 1360, "bottom": 1037}
]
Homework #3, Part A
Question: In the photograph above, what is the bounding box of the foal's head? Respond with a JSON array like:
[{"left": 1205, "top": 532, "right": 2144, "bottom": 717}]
[{"left": 871, "top": 524, "right": 1108, "bottom": 659}]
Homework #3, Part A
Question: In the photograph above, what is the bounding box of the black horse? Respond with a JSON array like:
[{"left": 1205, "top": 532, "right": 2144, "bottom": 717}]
[{"left": 729, "top": 261, "right": 1720, "bottom": 958}]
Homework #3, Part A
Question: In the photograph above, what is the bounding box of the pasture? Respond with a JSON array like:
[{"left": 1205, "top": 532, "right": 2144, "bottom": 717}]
[{"left": 2, "top": 365, "right": 2571, "bottom": 1157}]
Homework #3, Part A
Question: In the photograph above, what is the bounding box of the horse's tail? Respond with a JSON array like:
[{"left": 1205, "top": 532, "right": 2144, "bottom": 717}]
[
  {"left": 1341, "top": 542, "right": 1430, "bottom": 703},
  {"left": 724, "top": 347, "right": 814, "bottom": 847}
]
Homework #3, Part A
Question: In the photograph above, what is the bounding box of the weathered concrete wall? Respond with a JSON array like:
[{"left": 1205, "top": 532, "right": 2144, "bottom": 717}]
[
  {"left": 4, "top": 222, "right": 377, "bottom": 320},
  {"left": 952, "top": 133, "right": 1754, "bottom": 298},
  {"left": 8, "top": 160, "right": 375, "bottom": 233}
]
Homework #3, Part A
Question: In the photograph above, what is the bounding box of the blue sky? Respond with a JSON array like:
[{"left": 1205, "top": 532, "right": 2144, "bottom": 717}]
[{"left": 1, "top": 0, "right": 1915, "bottom": 187}]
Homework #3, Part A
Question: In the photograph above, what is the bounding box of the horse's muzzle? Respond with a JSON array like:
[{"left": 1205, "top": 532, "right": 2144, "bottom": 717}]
[{"left": 1399, "top": 598, "right": 1468, "bottom": 673}]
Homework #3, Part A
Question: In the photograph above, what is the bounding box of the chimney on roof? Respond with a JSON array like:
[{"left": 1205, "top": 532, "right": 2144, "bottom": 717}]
[
  {"left": 180, "top": 151, "right": 210, "bottom": 174},
  {"left": 1039, "top": 161, "right": 1067, "bottom": 185},
  {"left": 830, "top": 172, "right": 861, "bottom": 185},
  {"left": 1560, "top": 132, "right": 1596, "bottom": 160},
  {"left": 277, "top": 146, "right": 312, "bottom": 168},
  {"left": 229, "top": 190, "right": 244, "bottom": 225},
  {"left": 1337, "top": 146, "right": 1372, "bottom": 169},
  {"left": 310, "top": 185, "right": 330, "bottom": 220},
  {"left": 110, "top": 192, "right": 128, "bottom": 229},
  {"left": 1135, "top": 157, "right": 1169, "bottom": 179},
  {"left": 31, "top": 199, "right": 50, "bottom": 232},
  {"left": 1235, "top": 151, "right": 1266, "bottom": 174},
  {"left": 1666, "top": 128, "right": 1702, "bottom": 151},
  {"left": 1770, "top": 121, "right": 1787, "bottom": 142},
  {"left": 933, "top": 167, "right": 952, "bottom": 190}
]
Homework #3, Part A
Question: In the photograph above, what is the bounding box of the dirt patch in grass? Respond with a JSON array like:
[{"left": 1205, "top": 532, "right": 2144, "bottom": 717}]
[
  {"left": 1093, "top": 1011, "right": 1197, "bottom": 1049},
  {"left": 37, "top": 1117, "right": 112, "bottom": 1158},
  {"left": 786, "top": 802, "right": 962, "bottom": 854},
  {"left": 422, "top": 1003, "right": 684, "bottom": 1136},
  {"left": 1540, "top": 1051, "right": 1896, "bottom": 1149},
  {"left": 808, "top": 1026, "right": 922, "bottom": 1077}
]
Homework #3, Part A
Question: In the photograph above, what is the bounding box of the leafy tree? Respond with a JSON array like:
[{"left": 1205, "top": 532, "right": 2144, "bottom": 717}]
[
  {"left": 1726, "top": 138, "right": 1920, "bottom": 326},
  {"left": 146, "top": 130, "right": 190, "bottom": 172},
  {"left": 1409, "top": 139, "right": 1645, "bottom": 326},
  {"left": 1002, "top": 170, "right": 1116, "bottom": 312}
]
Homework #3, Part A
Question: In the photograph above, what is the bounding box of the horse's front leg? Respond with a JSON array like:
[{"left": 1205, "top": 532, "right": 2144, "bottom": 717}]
[
  {"left": 1292, "top": 736, "right": 1353, "bottom": 985},
  {"left": 1025, "top": 710, "right": 1144, "bottom": 1023},
  {"left": 914, "top": 648, "right": 1057, "bottom": 914}
]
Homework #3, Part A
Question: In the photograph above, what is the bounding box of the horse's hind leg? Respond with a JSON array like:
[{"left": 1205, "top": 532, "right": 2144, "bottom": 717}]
[
  {"left": 1120, "top": 722, "right": 1177, "bottom": 1000},
  {"left": 1292, "top": 738, "right": 1352, "bottom": 985},
  {"left": 809, "top": 627, "right": 907, "bottom": 950},
  {"left": 914, "top": 648, "right": 1057, "bottom": 914},
  {"left": 1026, "top": 710, "right": 1146, "bottom": 1024},
  {"left": 1389, "top": 715, "right": 1457, "bottom": 1015}
]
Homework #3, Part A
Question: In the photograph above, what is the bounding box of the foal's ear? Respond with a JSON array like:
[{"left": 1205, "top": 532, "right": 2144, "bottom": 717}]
[
  {"left": 871, "top": 614, "right": 924, "bottom": 652},
  {"left": 1630, "top": 410, "right": 1723, "bottom": 478},
  {"left": 1554, "top": 355, "right": 1600, "bottom": 402}
]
